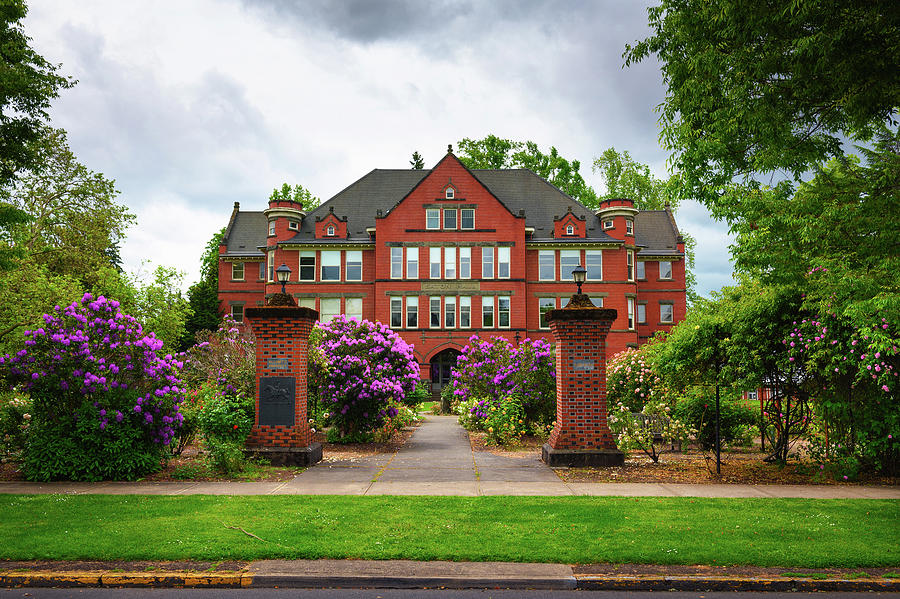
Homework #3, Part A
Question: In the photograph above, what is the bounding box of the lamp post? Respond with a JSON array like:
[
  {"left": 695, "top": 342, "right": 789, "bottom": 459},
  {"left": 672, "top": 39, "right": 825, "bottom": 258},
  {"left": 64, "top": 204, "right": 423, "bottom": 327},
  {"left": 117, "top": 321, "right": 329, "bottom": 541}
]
[
  {"left": 572, "top": 264, "right": 587, "bottom": 295},
  {"left": 275, "top": 263, "right": 291, "bottom": 295}
]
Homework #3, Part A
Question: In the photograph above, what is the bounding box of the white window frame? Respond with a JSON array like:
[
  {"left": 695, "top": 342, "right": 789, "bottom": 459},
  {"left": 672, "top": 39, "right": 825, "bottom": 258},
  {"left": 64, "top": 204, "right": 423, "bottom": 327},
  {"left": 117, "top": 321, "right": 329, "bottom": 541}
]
[
  {"left": 482, "top": 247, "right": 494, "bottom": 279},
  {"left": 539, "top": 297, "right": 555, "bottom": 329},
  {"left": 460, "top": 208, "right": 475, "bottom": 230},
  {"left": 636, "top": 260, "right": 646, "bottom": 280},
  {"left": 585, "top": 250, "right": 602, "bottom": 281},
  {"left": 603, "top": 219, "right": 614, "bottom": 230},
  {"left": 230, "top": 304, "right": 244, "bottom": 323},
  {"left": 566, "top": 224, "right": 574, "bottom": 235},
  {"left": 590, "top": 297, "right": 604, "bottom": 307},
  {"left": 298, "top": 297, "right": 316, "bottom": 310},
  {"left": 321, "top": 251, "right": 341, "bottom": 281},
  {"left": 267, "top": 251, "right": 275, "bottom": 282},
  {"left": 498, "top": 296, "right": 510, "bottom": 328},
  {"left": 429, "top": 296, "right": 441, "bottom": 329},
  {"left": 390, "top": 247, "right": 403, "bottom": 279},
  {"left": 627, "top": 297, "right": 635, "bottom": 330},
  {"left": 637, "top": 303, "right": 647, "bottom": 325},
  {"left": 320, "top": 298, "right": 340, "bottom": 323},
  {"left": 444, "top": 208, "right": 457, "bottom": 230},
  {"left": 231, "top": 262, "right": 244, "bottom": 281},
  {"left": 444, "top": 246, "right": 456, "bottom": 279},
  {"left": 345, "top": 250, "right": 362, "bottom": 281},
  {"left": 299, "top": 251, "right": 315, "bottom": 281},
  {"left": 445, "top": 187, "right": 455, "bottom": 199},
  {"left": 625, "top": 219, "right": 634, "bottom": 235},
  {"left": 326, "top": 225, "right": 335, "bottom": 236},
  {"left": 345, "top": 297, "right": 362, "bottom": 321},
  {"left": 445, "top": 296, "right": 456, "bottom": 328},
  {"left": 459, "top": 247, "right": 471, "bottom": 279},
  {"left": 497, "top": 246, "right": 510, "bottom": 279},
  {"left": 538, "top": 250, "right": 555, "bottom": 281},
  {"left": 459, "top": 296, "right": 471, "bottom": 329},
  {"left": 659, "top": 260, "right": 673, "bottom": 280},
  {"left": 627, "top": 250, "right": 635, "bottom": 282},
  {"left": 429, "top": 247, "right": 441, "bottom": 279},
  {"left": 268, "top": 222, "right": 276, "bottom": 236},
  {"left": 406, "top": 247, "right": 418, "bottom": 279},
  {"left": 406, "top": 296, "right": 418, "bottom": 328},
  {"left": 390, "top": 298, "right": 403, "bottom": 329},
  {"left": 288, "top": 220, "right": 299, "bottom": 231},
  {"left": 426, "top": 209, "right": 440, "bottom": 230},
  {"left": 660, "top": 302, "right": 675, "bottom": 323},
  {"left": 482, "top": 296, "right": 494, "bottom": 328},
  {"left": 560, "top": 250, "right": 580, "bottom": 282}
]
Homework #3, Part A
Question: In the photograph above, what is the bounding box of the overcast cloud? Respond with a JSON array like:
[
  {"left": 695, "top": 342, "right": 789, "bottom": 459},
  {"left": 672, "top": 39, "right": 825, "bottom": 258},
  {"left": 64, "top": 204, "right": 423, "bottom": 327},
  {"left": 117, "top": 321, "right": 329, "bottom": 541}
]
[{"left": 23, "top": 0, "right": 735, "bottom": 296}]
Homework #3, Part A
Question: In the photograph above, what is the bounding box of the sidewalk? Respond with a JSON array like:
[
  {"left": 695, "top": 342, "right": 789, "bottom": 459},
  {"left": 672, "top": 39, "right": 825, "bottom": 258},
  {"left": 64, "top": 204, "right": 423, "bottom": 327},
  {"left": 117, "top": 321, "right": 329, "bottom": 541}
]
[{"left": 2, "top": 416, "right": 899, "bottom": 497}]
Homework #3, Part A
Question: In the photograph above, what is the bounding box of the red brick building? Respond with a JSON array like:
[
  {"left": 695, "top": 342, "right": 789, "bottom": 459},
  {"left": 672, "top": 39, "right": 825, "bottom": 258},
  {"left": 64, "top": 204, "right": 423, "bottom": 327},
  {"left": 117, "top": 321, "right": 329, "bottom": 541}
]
[{"left": 218, "top": 151, "right": 687, "bottom": 391}]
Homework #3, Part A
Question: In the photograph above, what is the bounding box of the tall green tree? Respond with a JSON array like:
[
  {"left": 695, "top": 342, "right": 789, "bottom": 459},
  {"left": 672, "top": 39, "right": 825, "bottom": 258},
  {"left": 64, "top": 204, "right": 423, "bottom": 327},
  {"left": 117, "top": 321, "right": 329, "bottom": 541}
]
[
  {"left": 0, "top": 0, "right": 75, "bottom": 187},
  {"left": 180, "top": 228, "right": 225, "bottom": 349},
  {"left": 0, "top": 127, "right": 133, "bottom": 288},
  {"left": 269, "top": 182, "right": 320, "bottom": 211},
  {"left": 625, "top": 0, "right": 900, "bottom": 216},
  {"left": 457, "top": 135, "right": 598, "bottom": 207},
  {"left": 410, "top": 151, "right": 425, "bottom": 169}
]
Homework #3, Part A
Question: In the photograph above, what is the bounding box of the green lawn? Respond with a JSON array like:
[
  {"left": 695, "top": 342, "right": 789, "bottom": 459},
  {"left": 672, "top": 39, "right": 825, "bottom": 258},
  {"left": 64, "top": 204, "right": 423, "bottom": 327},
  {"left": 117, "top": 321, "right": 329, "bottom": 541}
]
[{"left": 1, "top": 495, "right": 897, "bottom": 567}]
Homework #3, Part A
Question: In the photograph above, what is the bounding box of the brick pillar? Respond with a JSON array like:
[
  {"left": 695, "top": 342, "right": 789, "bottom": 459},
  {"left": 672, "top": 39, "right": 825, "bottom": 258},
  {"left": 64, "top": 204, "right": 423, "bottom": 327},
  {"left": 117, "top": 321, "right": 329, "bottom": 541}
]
[
  {"left": 542, "top": 296, "right": 624, "bottom": 467},
  {"left": 244, "top": 305, "right": 322, "bottom": 466}
]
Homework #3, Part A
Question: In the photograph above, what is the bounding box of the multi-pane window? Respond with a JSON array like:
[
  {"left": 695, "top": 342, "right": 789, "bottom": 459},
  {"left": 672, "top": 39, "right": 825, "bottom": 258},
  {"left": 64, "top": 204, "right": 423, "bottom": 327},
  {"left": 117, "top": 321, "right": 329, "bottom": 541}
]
[
  {"left": 426, "top": 209, "right": 440, "bottom": 229},
  {"left": 626, "top": 250, "right": 635, "bottom": 281},
  {"left": 539, "top": 251, "right": 555, "bottom": 280},
  {"left": 459, "top": 247, "right": 471, "bottom": 279},
  {"left": 390, "top": 247, "right": 403, "bottom": 279},
  {"left": 346, "top": 251, "right": 362, "bottom": 281},
  {"left": 345, "top": 297, "right": 362, "bottom": 320},
  {"left": 461, "top": 209, "right": 475, "bottom": 230},
  {"left": 299, "top": 251, "right": 315, "bottom": 280},
  {"left": 636, "top": 260, "right": 646, "bottom": 280},
  {"left": 482, "top": 247, "right": 494, "bottom": 278},
  {"left": 539, "top": 298, "right": 555, "bottom": 328},
  {"left": 444, "top": 208, "right": 457, "bottom": 230},
  {"left": 430, "top": 297, "right": 441, "bottom": 328},
  {"left": 498, "top": 297, "right": 510, "bottom": 328},
  {"left": 625, "top": 219, "right": 634, "bottom": 235},
  {"left": 482, "top": 297, "right": 494, "bottom": 327},
  {"left": 660, "top": 303, "right": 674, "bottom": 323},
  {"left": 445, "top": 187, "right": 455, "bottom": 199},
  {"left": 268, "top": 222, "right": 276, "bottom": 236},
  {"left": 321, "top": 251, "right": 340, "bottom": 281},
  {"left": 406, "top": 247, "right": 418, "bottom": 279},
  {"left": 445, "top": 296, "right": 456, "bottom": 328},
  {"left": 459, "top": 297, "right": 471, "bottom": 328},
  {"left": 627, "top": 298, "right": 635, "bottom": 330},
  {"left": 444, "top": 247, "right": 456, "bottom": 279},
  {"left": 603, "top": 219, "right": 614, "bottom": 230},
  {"left": 267, "top": 251, "right": 275, "bottom": 282},
  {"left": 566, "top": 224, "right": 574, "bottom": 235},
  {"left": 320, "top": 298, "right": 340, "bottom": 323},
  {"left": 288, "top": 220, "right": 299, "bottom": 231},
  {"left": 497, "top": 247, "right": 510, "bottom": 278},
  {"left": 406, "top": 296, "right": 418, "bottom": 328},
  {"left": 585, "top": 250, "right": 602, "bottom": 280},
  {"left": 390, "top": 298, "right": 403, "bottom": 328},
  {"left": 230, "top": 304, "right": 244, "bottom": 323},
  {"left": 298, "top": 298, "right": 316, "bottom": 310},
  {"left": 231, "top": 262, "right": 244, "bottom": 280},
  {"left": 430, "top": 247, "right": 441, "bottom": 278},
  {"left": 259, "top": 262, "right": 266, "bottom": 280},
  {"left": 637, "top": 303, "right": 647, "bottom": 324},
  {"left": 659, "top": 260, "right": 673, "bottom": 280},
  {"left": 590, "top": 297, "right": 604, "bottom": 307},
  {"left": 560, "top": 250, "right": 580, "bottom": 281}
]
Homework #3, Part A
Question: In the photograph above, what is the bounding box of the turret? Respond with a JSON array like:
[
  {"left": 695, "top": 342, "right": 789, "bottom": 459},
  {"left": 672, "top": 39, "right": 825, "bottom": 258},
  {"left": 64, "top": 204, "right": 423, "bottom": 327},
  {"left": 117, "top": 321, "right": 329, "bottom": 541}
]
[{"left": 595, "top": 198, "right": 637, "bottom": 240}]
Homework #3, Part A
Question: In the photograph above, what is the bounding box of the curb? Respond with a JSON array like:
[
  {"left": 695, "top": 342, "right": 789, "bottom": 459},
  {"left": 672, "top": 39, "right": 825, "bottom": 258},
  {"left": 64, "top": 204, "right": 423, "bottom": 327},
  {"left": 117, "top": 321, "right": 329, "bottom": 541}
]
[{"left": 2, "top": 570, "right": 899, "bottom": 591}]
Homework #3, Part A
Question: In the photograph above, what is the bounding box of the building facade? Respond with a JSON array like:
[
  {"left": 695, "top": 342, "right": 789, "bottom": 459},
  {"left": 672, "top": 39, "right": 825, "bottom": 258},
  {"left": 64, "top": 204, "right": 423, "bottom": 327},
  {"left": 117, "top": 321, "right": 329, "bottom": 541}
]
[{"left": 218, "top": 152, "right": 687, "bottom": 390}]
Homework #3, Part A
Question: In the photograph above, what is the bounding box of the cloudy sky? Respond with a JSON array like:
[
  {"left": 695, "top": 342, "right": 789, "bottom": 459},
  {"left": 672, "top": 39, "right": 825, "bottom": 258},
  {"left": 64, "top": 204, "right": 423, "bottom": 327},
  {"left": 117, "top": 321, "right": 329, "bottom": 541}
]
[{"left": 24, "top": 0, "right": 735, "bottom": 296}]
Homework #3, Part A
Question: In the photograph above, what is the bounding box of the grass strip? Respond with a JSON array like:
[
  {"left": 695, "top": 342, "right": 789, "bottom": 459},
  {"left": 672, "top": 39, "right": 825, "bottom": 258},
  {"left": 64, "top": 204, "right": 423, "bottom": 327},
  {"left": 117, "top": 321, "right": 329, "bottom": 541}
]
[{"left": 1, "top": 495, "right": 897, "bottom": 567}]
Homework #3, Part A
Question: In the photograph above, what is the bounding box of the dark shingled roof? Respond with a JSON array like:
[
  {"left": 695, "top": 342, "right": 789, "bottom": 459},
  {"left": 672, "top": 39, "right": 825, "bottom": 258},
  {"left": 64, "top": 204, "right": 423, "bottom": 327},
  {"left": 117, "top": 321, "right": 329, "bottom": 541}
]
[{"left": 223, "top": 167, "right": 682, "bottom": 256}]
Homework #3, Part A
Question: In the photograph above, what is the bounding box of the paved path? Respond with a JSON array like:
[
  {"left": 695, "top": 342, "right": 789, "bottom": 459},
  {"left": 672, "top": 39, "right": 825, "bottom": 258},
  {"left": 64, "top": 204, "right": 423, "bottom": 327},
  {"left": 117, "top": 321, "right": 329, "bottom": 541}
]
[{"left": 1, "top": 415, "right": 898, "bottom": 498}]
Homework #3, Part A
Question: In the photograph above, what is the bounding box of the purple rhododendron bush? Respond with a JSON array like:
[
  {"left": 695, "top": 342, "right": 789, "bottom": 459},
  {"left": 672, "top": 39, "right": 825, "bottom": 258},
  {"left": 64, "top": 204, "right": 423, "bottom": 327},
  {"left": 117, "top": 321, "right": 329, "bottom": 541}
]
[
  {"left": 0, "top": 293, "right": 184, "bottom": 481},
  {"left": 310, "top": 315, "right": 419, "bottom": 442},
  {"left": 451, "top": 335, "right": 555, "bottom": 444}
]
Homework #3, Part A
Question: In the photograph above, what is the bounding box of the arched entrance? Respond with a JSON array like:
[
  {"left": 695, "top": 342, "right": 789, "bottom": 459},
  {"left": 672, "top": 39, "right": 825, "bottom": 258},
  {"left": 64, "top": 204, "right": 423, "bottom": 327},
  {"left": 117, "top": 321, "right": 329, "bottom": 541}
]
[{"left": 429, "top": 348, "right": 461, "bottom": 401}]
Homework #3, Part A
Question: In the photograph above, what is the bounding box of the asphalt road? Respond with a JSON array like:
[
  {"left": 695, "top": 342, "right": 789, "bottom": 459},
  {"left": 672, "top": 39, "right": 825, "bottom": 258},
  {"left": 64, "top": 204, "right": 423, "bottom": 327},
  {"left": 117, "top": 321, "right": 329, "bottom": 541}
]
[{"left": 2, "top": 590, "right": 898, "bottom": 599}]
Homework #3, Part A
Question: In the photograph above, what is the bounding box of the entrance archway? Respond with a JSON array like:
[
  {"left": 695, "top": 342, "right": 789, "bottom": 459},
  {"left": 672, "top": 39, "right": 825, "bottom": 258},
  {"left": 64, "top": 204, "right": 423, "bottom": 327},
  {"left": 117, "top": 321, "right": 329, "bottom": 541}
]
[{"left": 429, "top": 348, "right": 461, "bottom": 402}]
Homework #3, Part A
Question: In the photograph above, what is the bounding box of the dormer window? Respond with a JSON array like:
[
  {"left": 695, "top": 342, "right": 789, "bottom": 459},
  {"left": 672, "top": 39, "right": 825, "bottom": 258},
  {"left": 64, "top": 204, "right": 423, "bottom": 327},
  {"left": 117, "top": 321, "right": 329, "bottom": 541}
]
[
  {"left": 288, "top": 220, "right": 299, "bottom": 231},
  {"left": 603, "top": 219, "right": 614, "bottom": 230},
  {"left": 326, "top": 225, "right": 335, "bottom": 236},
  {"left": 566, "top": 224, "right": 574, "bottom": 235},
  {"left": 625, "top": 219, "right": 634, "bottom": 235},
  {"left": 445, "top": 187, "right": 455, "bottom": 199},
  {"left": 268, "top": 222, "right": 276, "bottom": 236}
]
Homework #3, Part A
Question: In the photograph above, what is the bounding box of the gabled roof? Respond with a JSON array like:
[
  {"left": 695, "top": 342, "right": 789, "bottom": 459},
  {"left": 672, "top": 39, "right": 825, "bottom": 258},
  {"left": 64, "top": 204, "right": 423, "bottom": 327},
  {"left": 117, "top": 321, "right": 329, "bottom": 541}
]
[
  {"left": 223, "top": 211, "right": 267, "bottom": 257},
  {"left": 635, "top": 210, "right": 682, "bottom": 256}
]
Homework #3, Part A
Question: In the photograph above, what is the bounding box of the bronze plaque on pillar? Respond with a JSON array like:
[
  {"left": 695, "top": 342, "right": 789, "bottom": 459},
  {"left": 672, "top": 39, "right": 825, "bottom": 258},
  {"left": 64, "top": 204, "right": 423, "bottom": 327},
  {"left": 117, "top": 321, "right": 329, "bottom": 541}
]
[{"left": 259, "top": 376, "right": 295, "bottom": 426}]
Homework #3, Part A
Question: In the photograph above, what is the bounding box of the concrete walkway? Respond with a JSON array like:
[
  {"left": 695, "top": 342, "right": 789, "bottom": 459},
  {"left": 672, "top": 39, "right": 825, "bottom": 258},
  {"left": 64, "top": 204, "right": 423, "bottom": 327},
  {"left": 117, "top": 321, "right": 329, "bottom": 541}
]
[{"left": 1, "top": 415, "right": 899, "bottom": 498}]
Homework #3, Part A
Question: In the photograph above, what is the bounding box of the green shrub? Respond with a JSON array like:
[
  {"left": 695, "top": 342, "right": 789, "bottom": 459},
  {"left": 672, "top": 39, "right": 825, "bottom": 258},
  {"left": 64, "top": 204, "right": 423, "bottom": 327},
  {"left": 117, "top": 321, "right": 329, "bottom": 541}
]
[
  {"left": 673, "top": 389, "right": 757, "bottom": 449},
  {"left": 405, "top": 381, "right": 431, "bottom": 408},
  {"left": 0, "top": 390, "right": 32, "bottom": 459},
  {"left": 202, "top": 436, "right": 246, "bottom": 476},
  {"left": 483, "top": 394, "right": 526, "bottom": 446},
  {"left": 326, "top": 427, "right": 373, "bottom": 444},
  {"left": 194, "top": 383, "right": 254, "bottom": 444}
]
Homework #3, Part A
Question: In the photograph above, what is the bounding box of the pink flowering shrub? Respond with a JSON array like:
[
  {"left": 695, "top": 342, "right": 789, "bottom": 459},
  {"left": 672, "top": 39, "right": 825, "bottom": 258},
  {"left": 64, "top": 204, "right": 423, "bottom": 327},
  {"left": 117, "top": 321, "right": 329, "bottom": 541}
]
[
  {"left": 0, "top": 293, "right": 185, "bottom": 481},
  {"left": 451, "top": 336, "right": 555, "bottom": 439},
  {"left": 310, "top": 315, "right": 419, "bottom": 441},
  {"left": 607, "top": 345, "right": 666, "bottom": 412}
]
